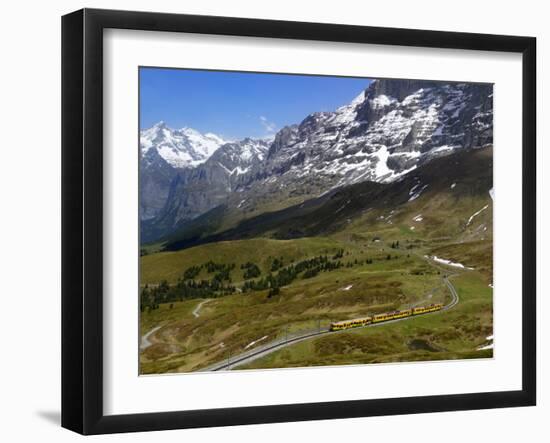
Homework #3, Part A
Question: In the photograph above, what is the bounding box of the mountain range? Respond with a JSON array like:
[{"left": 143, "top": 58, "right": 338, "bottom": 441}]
[{"left": 140, "top": 78, "right": 493, "bottom": 245}]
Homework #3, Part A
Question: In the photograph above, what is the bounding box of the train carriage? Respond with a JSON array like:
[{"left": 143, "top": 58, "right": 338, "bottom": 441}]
[
  {"left": 372, "top": 309, "right": 412, "bottom": 323},
  {"left": 412, "top": 303, "right": 443, "bottom": 315},
  {"left": 330, "top": 303, "right": 443, "bottom": 332},
  {"left": 330, "top": 316, "right": 372, "bottom": 331}
]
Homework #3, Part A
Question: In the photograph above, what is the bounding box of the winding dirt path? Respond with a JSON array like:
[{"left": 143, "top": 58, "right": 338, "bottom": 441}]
[
  {"left": 193, "top": 299, "right": 211, "bottom": 318},
  {"left": 141, "top": 299, "right": 213, "bottom": 351},
  {"left": 140, "top": 326, "right": 162, "bottom": 350}
]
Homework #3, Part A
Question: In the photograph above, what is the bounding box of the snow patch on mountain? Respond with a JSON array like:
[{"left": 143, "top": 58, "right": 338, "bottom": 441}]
[
  {"left": 466, "top": 205, "right": 489, "bottom": 226},
  {"left": 428, "top": 255, "right": 474, "bottom": 270},
  {"left": 408, "top": 184, "right": 428, "bottom": 201},
  {"left": 244, "top": 335, "right": 269, "bottom": 350},
  {"left": 477, "top": 334, "right": 494, "bottom": 351},
  {"left": 373, "top": 146, "right": 393, "bottom": 180},
  {"left": 370, "top": 94, "right": 397, "bottom": 109},
  {"left": 431, "top": 145, "right": 459, "bottom": 154}
]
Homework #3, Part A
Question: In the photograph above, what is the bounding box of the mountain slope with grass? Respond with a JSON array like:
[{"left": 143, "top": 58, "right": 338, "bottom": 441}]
[{"left": 162, "top": 147, "right": 492, "bottom": 256}]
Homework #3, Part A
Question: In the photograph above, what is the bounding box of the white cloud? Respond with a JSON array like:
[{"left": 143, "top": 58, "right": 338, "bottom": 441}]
[{"left": 259, "top": 115, "right": 277, "bottom": 133}]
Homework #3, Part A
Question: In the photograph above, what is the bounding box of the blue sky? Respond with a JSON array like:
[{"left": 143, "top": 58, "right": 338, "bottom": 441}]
[{"left": 139, "top": 67, "right": 372, "bottom": 140}]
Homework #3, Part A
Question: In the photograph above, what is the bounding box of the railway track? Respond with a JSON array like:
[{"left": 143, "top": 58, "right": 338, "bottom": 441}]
[{"left": 201, "top": 274, "right": 460, "bottom": 372}]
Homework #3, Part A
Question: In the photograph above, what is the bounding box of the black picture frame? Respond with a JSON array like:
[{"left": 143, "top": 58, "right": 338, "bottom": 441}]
[{"left": 61, "top": 8, "right": 536, "bottom": 435}]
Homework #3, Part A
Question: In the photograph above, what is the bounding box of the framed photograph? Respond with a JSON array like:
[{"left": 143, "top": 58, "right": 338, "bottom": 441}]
[{"left": 62, "top": 8, "right": 536, "bottom": 434}]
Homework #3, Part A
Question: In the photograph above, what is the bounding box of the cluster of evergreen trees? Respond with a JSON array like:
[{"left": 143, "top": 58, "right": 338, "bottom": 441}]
[
  {"left": 140, "top": 260, "right": 240, "bottom": 311},
  {"left": 183, "top": 265, "right": 201, "bottom": 280},
  {"left": 181, "top": 261, "right": 237, "bottom": 281},
  {"left": 242, "top": 255, "right": 343, "bottom": 294},
  {"left": 141, "top": 248, "right": 392, "bottom": 311},
  {"left": 140, "top": 276, "right": 238, "bottom": 312},
  {"left": 241, "top": 262, "right": 261, "bottom": 279},
  {"left": 205, "top": 261, "right": 235, "bottom": 283},
  {"left": 205, "top": 260, "right": 234, "bottom": 274},
  {"left": 140, "top": 281, "right": 170, "bottom": 312},
  {"left": 270, "top": 257, "right": 284, "bottom": 272}
]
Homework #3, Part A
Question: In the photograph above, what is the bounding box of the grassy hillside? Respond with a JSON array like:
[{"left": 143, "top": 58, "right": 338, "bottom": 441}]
[
  {"left": 141, "top": 234, "right": 462, "bottom": 373},
  {"left": 236, "top": 271, "right": 493, "bottom": 370},
  {"left": 141, "top": 237, "right": 346, "bottom": 285},
  {"left": 139, "top": 233, "right": 475, "bottom": 373},
  {"left": 161, "top": 147, "right": 492, "bottom": 251}
]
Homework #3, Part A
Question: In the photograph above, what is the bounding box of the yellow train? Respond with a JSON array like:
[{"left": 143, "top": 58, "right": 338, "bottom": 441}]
[
  {"left": 412, "top": 303, "right": 444, "bottom": 315},
  {"left": 330, "top": 316, "right": 372, "bottom": 331},
  {"left": 329, "top": 303, "right": 443, "bottom": 332},
  {"left": 373, "top": 309, "right": 412, "bottom": 323}
]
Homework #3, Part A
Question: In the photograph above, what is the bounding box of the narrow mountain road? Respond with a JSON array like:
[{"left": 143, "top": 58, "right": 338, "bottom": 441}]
[
  {"left": 201, "top": 274, "right": 460, "bottom": 372},
  {"left": 193, "top": 299, "right": 211, "bottom": 318},
  {"left": 141, "top": 299, "right": 212, "bottom": 351},
  {"left": 140, "top": 326, "right": 162, "bottom": 351}
]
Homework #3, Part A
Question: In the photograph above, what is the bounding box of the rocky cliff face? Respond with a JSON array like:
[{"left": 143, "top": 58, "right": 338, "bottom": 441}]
[
  {"left": 139, "top": 122, "right": 228, "bottom": 222},
  {"left": 243, "top": 79, "right": 492, "bottom": 190},
  {"left": 140, "top": 78, "right": 493, "bottom": 243},
  {"left": 140, "top": 137, "right": 270, "bottom": 242}
]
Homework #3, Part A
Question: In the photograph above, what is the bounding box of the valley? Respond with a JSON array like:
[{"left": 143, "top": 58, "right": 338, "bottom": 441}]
[
  {"left": 139, "top": 148, "right": 493, "bottom": 374},
  {"left": 138, "top": 77, "right": 493, "bottom": 374}
]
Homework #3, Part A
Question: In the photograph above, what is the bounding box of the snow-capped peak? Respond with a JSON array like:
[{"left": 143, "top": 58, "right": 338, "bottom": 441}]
[
  {"left": 209, "top": 137, "right": 270, "bottom": 177},
  {"left": 140, "top": 122, "right": 227, "bottom": 168},
  {"left": 178, "top": 127, "right": 227, "bottom": 159},
  {"left": 349, "top": 90, "right": 368, "bottom": 106},
  {"left": 329, "top": 90, "right": 368, "bottom": 126},
  {"left": 242, "top": 79, "right": 492, "bottom": 197}
]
